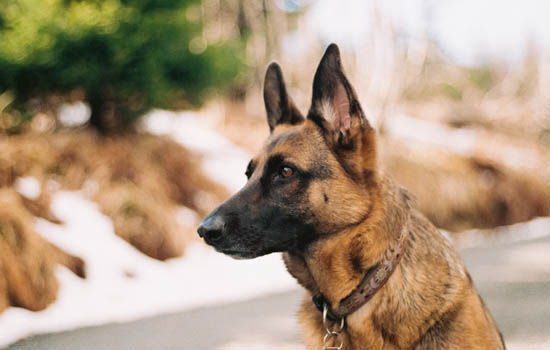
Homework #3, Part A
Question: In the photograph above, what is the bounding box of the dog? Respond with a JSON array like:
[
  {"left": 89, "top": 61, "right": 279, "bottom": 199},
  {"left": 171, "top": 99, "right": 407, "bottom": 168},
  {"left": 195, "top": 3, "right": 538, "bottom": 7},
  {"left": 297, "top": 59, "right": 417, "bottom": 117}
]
[{"left": 197, "top": 44, "right": 505, "bottom": 349}]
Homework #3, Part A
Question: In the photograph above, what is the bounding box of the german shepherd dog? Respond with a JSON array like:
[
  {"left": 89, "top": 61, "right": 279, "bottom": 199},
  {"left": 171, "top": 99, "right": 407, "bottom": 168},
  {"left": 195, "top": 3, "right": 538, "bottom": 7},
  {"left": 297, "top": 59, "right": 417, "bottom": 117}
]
[{"left": 198, "top": 44, "right": 505, "bottom": 349}]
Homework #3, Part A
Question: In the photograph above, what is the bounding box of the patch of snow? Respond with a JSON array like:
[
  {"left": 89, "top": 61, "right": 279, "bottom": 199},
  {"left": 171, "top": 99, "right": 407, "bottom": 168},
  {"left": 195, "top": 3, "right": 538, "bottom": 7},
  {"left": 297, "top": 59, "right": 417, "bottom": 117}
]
[
  {"left": 0, "top": 191, "right": 297, "bottom": 348},
  {"left": 141, "top": 110, "right": 250, "bottom": 193},
  {"left": 385, "top": 113, "right": 478, "bottom": 156},
  {"left": 81, "top": 179, "right": 99, "bottom": 197},
  {"left": 46, "top": 180, "right": 61, "bottom": 193},
  {"left": 14, "top": 176, "right": 41, "bottom": 200},
  {"left": 385, "top": 113, "right": 541, "bottom": 169},
  {"left": 58, "top": 102, "right": 91, "bottom": 127},
  {"left": 453, "top": 217, "right": 550, "bottom": 250}
]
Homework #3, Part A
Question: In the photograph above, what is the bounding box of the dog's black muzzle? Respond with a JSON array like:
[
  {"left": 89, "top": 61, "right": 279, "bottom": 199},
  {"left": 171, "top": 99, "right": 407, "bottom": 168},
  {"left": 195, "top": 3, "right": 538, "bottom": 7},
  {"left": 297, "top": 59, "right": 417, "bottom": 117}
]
[
  {"left": 197, "top": 210, "right": 225, "bottom": 245},
  {"left": 197, "top": 179, "right": 316, "bottom": 259},
  {"left": 197, "top": 200, "right": 263, "bottom": 259}
]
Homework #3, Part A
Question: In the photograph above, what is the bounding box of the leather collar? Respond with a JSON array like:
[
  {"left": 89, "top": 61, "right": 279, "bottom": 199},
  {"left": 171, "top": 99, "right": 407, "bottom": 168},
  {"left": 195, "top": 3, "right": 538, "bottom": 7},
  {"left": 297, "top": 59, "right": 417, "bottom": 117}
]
[{"left": 312, "top": 226, "right": 408, "bottom": 321}]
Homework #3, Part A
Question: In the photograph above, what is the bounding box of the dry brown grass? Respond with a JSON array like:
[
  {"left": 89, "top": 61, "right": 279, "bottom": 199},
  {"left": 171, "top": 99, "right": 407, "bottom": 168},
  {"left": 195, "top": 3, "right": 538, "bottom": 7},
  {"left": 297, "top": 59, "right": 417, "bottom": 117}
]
[
  {"left": 382, "top": 138, "right": 550, "bottom": 232},
  {"left": 19, "top": 184, "right": 63, "bottom": 224},
  {"left": 0, "top": 189, "right": 58, "bottom": 313},
  {"left": 95, "top": 183, "right": 185, "bottom": 260},
  {"left": 0, "top": 189, "right": 86, "bottom": 314}
]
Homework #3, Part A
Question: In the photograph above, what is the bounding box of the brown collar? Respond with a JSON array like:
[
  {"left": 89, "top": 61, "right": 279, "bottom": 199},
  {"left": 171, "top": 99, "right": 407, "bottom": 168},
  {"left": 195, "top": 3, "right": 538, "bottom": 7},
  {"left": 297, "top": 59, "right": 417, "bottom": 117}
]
[{"left": 312, "top": 226, "right": 408, "bottom": 321}]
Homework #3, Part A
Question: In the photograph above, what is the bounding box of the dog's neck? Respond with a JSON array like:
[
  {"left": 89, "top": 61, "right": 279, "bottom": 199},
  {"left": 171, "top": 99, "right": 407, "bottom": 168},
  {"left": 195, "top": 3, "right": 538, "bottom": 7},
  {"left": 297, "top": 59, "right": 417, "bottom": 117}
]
[{"left": 283, "top": 178, "right": 411, "bottom": 318}]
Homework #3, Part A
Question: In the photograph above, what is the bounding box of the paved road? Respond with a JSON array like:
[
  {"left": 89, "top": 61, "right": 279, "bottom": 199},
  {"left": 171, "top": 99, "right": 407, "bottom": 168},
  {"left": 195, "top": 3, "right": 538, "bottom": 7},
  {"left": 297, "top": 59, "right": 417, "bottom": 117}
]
[{"left": 6, "top": 236, "right": 550, "bottom": 350}]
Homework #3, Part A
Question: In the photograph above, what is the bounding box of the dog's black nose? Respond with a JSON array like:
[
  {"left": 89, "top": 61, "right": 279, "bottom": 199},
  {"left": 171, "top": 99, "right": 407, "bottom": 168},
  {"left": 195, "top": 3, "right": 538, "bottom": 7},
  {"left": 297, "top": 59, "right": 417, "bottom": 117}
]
[{"left": 197, "top": 214, "right": 225, "bottom": 242}]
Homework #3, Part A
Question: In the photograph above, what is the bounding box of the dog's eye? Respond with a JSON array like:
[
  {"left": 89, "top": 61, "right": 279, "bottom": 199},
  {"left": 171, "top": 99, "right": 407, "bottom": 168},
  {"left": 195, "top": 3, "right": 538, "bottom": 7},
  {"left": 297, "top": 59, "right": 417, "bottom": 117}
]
[{"left": 279, "top": 166, "right": 294, "bottom": 178}]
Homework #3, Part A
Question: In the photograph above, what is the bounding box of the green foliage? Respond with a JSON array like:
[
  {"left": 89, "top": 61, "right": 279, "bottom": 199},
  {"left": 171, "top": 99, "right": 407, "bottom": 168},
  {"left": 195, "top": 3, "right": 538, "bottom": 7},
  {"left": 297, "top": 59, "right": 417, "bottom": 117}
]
[{"left": 0, "top": 0, "right": 246, "bottom": 132}]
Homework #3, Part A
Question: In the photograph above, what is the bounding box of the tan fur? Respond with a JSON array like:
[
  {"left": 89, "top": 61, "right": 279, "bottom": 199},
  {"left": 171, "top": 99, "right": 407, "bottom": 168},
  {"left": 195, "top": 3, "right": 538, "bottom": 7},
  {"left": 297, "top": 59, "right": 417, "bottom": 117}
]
[{"left": 266, "top": 121, "right": 505, "bottom": 350}]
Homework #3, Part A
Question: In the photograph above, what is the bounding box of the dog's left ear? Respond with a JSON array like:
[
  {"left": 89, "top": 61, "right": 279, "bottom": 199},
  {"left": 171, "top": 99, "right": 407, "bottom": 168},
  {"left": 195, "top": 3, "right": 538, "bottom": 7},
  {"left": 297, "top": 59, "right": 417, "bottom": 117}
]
[
  {"left": 308, "top": 44, "right": 372, "bottom": 146},
  {"left": 264, "top": 62, "right": 304, "bottom": 132}
]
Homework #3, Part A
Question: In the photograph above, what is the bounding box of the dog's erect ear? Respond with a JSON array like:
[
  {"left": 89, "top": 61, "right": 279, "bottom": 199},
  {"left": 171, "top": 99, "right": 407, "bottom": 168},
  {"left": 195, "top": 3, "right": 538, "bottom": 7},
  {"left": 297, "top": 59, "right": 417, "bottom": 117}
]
[
  {"left": 309, "top": 44, "right": 370, "bottom": 146},
  {"left": 264, "top": 62, "right": 304, "bottom": 132}
]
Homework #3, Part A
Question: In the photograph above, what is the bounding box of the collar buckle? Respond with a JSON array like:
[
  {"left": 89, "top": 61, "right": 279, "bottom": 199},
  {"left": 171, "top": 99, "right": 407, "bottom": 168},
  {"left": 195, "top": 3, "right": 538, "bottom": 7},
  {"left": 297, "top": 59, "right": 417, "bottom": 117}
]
[{"left": 322, "top": 301, "right": 345, "bottom": 350}]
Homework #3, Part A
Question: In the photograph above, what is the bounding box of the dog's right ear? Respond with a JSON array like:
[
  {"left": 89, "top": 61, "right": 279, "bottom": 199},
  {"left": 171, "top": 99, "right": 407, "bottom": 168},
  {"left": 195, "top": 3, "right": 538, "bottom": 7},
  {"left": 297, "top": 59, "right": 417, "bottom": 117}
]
[{"left": 263, "top": 62, "right": 304, "bottom": 132}]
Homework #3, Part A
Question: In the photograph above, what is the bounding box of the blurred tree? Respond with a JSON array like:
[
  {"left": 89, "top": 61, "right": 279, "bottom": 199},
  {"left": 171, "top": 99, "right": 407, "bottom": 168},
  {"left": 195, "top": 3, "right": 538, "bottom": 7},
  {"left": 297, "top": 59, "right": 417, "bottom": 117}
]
[{"left": 0, "top": 0, "right": 245, "bottom": 133}]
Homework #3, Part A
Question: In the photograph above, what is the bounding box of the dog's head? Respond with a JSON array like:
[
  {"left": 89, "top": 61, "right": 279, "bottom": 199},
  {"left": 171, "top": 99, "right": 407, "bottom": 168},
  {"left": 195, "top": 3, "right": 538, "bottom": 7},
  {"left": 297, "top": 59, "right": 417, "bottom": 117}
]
[{"left": 197, "top": 44, "right": 377, "bottom": 259}]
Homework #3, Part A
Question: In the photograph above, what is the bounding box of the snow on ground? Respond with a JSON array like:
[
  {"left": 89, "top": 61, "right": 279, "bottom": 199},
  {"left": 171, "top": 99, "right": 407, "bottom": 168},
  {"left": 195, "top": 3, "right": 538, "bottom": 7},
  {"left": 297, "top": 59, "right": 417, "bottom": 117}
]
[
  {"left": 14, "top": 177, "right": 41, "bottom": 200},
  {"left": 452, "top": 216, "right": 550, "bottom": 250},
  {"left": 0, "top": 111, "right": 297, "bottom": 348},
  {"left": 141, "top": 110, "right": 250, "bottom": 193},
  {"left": 384, "top": 113, "right": 542, "bottom": 170}
]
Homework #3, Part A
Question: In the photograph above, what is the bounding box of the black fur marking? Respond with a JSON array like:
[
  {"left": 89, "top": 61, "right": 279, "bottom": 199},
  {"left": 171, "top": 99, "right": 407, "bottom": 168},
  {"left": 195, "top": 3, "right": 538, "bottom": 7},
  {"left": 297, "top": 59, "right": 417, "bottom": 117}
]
[
  {"left": 254, "top": 204, "right": 318, "bottom": 252},
  {"left": 338, "top": 131, "right": 355, "bottom": 150},
  {"left": 334, "top": 153, "right": 360, "bottom": 181},
  {"left": 308, "top": 157, "right": 332, "bottom": 181},
  {"left": 350, "top": 254, "right": 363, "bottom": 275},
  {"left": 307, "top": 109, "right": 328, "bottom": 133},
  {"left": 208, "top": 195, "right": 320, "bottom": 258},
  {"left": 380, "top": 327, "right": 399, "bottom": 348},
  {"left": 306, "top": 113, "right": 362, "bottom": 182},
  {"left": 260, "top": 151, "right": 331, "bottom": 198},
  {"left": 308, "top": 43, "right": 371, "bottom": 136},
  {"left": 260, "top": 153, "right": 287, "bottom": 193},
  {"left": 264, "top": 62, "right": 304, "bottom": 132},
  {"left": 224, "top": 212, "right": 241, "bottom": 236},
  {"left": 323, "top": 193, "right": 329, "bottom": 203},
  {"left": 245, "top": 160, "right": 256, "bottom": 179},
  {"left": 372, "top": 313, "right": 399, "bottom": 348}
]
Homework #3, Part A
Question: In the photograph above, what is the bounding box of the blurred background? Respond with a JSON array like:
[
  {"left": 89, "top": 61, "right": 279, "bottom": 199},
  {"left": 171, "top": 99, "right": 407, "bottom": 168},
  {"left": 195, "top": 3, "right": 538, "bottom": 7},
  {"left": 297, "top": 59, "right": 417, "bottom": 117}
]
[{"left": 0, "top": 0, "right": 549, "bottom": 349}]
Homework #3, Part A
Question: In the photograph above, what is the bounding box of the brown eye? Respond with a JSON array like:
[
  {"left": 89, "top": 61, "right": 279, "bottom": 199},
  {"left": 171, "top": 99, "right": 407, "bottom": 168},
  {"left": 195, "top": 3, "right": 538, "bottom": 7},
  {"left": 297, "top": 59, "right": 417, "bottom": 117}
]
[{"left": 280, "top": 166, "right": 294, "bottom": 178}]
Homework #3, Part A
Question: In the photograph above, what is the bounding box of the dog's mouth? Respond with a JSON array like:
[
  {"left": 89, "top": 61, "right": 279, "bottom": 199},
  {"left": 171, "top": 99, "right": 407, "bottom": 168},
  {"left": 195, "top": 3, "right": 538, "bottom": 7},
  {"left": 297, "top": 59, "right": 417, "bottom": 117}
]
[
  {"left": 204, "top": 229, "right": 299, "bottom": 260},
  {"left": 214, "top": 247, "right": 266, "bottom": 260},
  {"left": 205, "top": 240, "right": 267, "bottom": 259}
]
